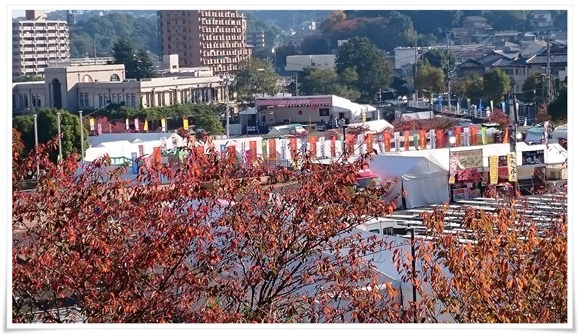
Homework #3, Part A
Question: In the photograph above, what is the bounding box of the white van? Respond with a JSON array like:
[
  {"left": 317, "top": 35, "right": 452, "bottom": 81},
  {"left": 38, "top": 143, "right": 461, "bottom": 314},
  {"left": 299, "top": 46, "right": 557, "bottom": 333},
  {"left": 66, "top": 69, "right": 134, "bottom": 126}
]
[{"left": 357, "top": 217, "right": 409, "bottom": 236}]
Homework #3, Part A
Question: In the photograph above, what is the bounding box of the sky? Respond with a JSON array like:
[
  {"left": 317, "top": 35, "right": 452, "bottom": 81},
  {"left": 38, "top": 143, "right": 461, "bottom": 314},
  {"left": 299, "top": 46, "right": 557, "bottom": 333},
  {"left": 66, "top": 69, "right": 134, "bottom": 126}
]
[{"left": 12, "top": 10, "right": 53, "bottom": 18}]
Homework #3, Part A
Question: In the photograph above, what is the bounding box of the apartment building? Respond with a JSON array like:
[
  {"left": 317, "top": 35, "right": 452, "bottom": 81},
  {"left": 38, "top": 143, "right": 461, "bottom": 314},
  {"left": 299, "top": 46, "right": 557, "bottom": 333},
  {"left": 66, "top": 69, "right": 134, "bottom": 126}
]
[
  {"left": 12, "top": 10, "right": 70, "bottom": 78},
  {"left": 158, "top": 10, "right": 251, "bottom": 75}
]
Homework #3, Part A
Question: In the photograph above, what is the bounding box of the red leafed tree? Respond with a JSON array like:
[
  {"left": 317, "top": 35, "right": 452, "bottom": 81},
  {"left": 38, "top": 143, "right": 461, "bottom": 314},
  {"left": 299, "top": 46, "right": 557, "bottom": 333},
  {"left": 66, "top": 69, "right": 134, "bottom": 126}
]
[
  {"left": 88, "top": 116, "right": 128, "bottom": 134},
  {"left": 535, "top": 104, "right": 552, "bottom": 123},
  {"left": 487, "top": 109, "right": 510, "bottom": 129}
]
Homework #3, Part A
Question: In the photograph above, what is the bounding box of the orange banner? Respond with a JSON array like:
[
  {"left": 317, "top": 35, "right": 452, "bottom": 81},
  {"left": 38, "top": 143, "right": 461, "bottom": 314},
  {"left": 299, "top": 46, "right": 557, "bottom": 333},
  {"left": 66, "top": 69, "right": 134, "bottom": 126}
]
[
  {"left": 308, "top": 136, "right": 317, "bottom": 155},
  {"left": 330, "top": 136, "right": 336, "bottom": 157},
  {"left": 153, "top": 147, "right": 162, "bottom": 165},
  {"left": 346, "top": 134, "right": 355, "bottom": 153},
  {"left": 249, "top": 140, "right": 257, "bottom": 161},
  {"left": 454, "top": 127, "right": 462, "bottom": 146},
  {"left": 268, "top": 139, "right": 276, "bottom": 160},
  {"left": 383, "top": 131, "right": 391, "bottom": 152},
  {"left": 470, "top": 126, "right": 479, "bottom": 145},
  {"left": 289, "top": 137, "right": 297, "bottom": 159},
  {"left": 503, "top": 128, "right": 509, "bottom": 143},
  {"left": 419, "top": 130, "right": 426, "bottom": 149},
  {"left": 403, "top": 131, "right": 410, "bottom": 151},
  {"left": 366, "top": 134, "right": 374, "bottom": 153},
  {"left": 228, "top": 145, "right": 236, "bottom": 160},
  {"left": 436, "top": 129, "right": 444, "bottom": 148}
]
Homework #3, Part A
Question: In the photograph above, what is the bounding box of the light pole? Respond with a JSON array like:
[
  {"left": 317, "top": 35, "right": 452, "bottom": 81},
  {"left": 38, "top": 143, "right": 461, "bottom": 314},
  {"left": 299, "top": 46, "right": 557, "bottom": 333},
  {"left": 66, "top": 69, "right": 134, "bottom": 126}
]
[
  {"left": 57, "top": 111, "right": 63, "bottom": 161},
  {"left": 448, "top": 135, "right": 456, "bottom": 203},
  {"left": 33, "top": 114, "right": 39, "bottom": 179},
  {"left": 338, "top": 118, "right": 347, "bottom": 154},
  {"left": 219, "top": 74, "right": 235, "bottom": 139}
]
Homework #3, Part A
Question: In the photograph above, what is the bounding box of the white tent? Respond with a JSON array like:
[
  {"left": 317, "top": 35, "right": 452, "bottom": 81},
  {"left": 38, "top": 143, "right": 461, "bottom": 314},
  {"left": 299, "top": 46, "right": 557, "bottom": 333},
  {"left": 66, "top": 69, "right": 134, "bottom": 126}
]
[
  {"left": 369, "top": 156, "right": 449, "bottom": 209},
  {"left": 347, "top": 119, "right": 393, "bottom": 133}
]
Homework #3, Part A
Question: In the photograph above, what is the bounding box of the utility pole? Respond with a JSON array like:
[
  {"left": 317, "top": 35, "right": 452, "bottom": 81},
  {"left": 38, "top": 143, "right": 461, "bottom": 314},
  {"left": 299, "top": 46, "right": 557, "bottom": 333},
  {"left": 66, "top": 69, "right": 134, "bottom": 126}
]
[
  {"left": 446, "top": 30, "right": 452, "bottom": 113},
  {"left": 546, "top": 37, "right": 552, "bottom": 102},
  {"left": 414, "top": 38, "right": 418, "bottom": 108}
]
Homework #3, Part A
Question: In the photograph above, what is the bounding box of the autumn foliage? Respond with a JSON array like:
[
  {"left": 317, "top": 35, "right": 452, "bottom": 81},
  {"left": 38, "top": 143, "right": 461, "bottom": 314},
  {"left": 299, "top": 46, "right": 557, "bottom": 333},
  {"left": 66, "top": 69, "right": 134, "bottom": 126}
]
[{"left": 12, "top": 128, "right": 567, "bottom": 324}]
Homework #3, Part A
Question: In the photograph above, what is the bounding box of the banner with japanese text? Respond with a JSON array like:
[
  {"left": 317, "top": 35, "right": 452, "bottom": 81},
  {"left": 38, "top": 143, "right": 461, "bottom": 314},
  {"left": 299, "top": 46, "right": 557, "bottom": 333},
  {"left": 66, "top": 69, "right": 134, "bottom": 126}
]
[
  {"left": 346, "top": 134, "right": 355, "bottom": 153},
  {"left": 507, "top": 152, "right": 517, "bottom": 182},
  {"left": 489, "top": 155, "right": 499, "bottom": 185},
  {"left": 262, "top": 140, "right": 268, "bottom": 160},
  {"left": 394, "top": 132, "right": 401, "bottom": 152},
  {"left": 454, "top": 127, "right": 462, "bottom": 146},
  {"left": 429, "top": 129, "right": 436, "bottom": 149},
  {"left": 289, "top": 137, "right": 297, "bottom": 160},
  {"left": 419, "top": 130, "right": 426, "bottom": 149},
  {"left": 470, "top": 126, "right": 478, "bottom": 145},
  {"left": 320, "top": 137, "right": 326, "bottom": 158},
  {"left": 366, "top": 134, "right": 374, "bottom": 153},
  {"left": 330, "top": 136, "right": 336, "bottom": 158},
  {"left": 383, "top": 131, "right": 391, "bottom": 152},
  {"left": 308, "top": 136, "right": 317, "bottom": 155},
  {"left": 134, "top": 118, "right": 140, "bottom": 132},
  {"left": 249, "top": 140, "right": 257, "bottom": 162},
  {"left": 463, "top": 127, "right": 470, "bottom": 147},
  {"left": 436, "top": 129, "right": 444, "bottom": 148},
  {"left": 268, "top": 139, "right": 277, "bottom": 160},
  {"left": 449, "top": 154, "right": 458, "bottom": 184},
  {"left": 403, "top": 131, "right": 410, "bottom": 151}
]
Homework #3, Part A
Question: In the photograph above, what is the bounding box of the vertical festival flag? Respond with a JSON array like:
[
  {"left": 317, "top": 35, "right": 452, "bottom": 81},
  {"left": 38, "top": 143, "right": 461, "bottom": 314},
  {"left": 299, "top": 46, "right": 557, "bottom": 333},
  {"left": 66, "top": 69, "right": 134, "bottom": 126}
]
[
  {"left": 228, "top": 145, "right": 237, "bottom": 160},
  {"left": 134, "top": 118, "right": 140, "bottom": 132},
  {"left": 481, "top": 126, "right": 487, "bottom": 145},
  {"left": 289, "top": 137, "right": 297, "bottom": 160},
  {"left": 308, "top": 136, "right": 317, "bottom": 156},
  {"left": 436, "top": 129, "right": 444, "bottom": 148},
  {"left": 280, "top": 138, "right": 287, "bottom": 162},
  {"left": 366, "top": 134, "right": 373, "bottom": 153},
  {"left": 454, "top": 127, "right": 462, "bottom": 146},
  {"left": 489, "top": 155, "right": 499, "bottom": 185},
  {"left": 449, "top": 155, "right": 458, "bottom": 185},
  {"left": 413, "top": 133, "right": 419, "bottom": 150},
  {"left": 383, "top": 131, "right": 391, "bottom": 152},
  {"left": 320, "top": 137, "right": 326, "bottom": 158},
  {"left": 330, "top": 136, "right": 336, "bottom": 158},
  {"left": 403, "top": 131, "right": 410, "bottom": 151},
  {"left": 144, "top": 120, "right": 149, "bottom": 132},
  {"left": 268, "top": 139, "right": 276, "bottom": 160},
  {"left": 125, "top": 118, "right": 130, "bottom": 130},
  {"left": 470, "top": 126, "right": 478, "bottom": 145},
  {"left": 261, "top": 140, "right": 268, "bottom": 160},
  {"left": 249, "top": 140, "right": 257, "bottom": 162},
  {"left": 153, "top": 147, "right": 162, "bottom": 165},
  {"left": 507, "top": 152, "right": 518, "bottom": 182},
  {"left": 161, "top": 118, "right": 167, "bottom": 132},
  {"left": 97, "top": 124, "right": 102, "bottom": 136},
  {"left": 394, "top": 132, "right": 401, "bottom": 152},
  {"left": 503, "top": 128, "right": 509, "bottom": 143},
  {"left": 89, "top": 118, "right": 95, "bottom": 131},
  {"left": 183, "top": 117, "right": 189, "bottom": 130},
  {"left": 419, "top": 130, "right": 426, "bottom": 149},
  {"left": 346, "top": 134, "right": 355, "bottom": 153},
  {"left": 429, "top": 129, "right": 436, "bottom": 149},
  {"left": 463, "top": 127, "right": 470, "bottom": 147}
]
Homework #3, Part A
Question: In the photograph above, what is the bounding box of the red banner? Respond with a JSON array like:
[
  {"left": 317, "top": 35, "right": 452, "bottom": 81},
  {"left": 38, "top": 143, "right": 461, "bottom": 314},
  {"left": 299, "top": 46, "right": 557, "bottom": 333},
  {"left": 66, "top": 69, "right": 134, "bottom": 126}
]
[
  {"left": 346, "top": 134, "right": 355, "bottom": 153},
  {"left": 498, "top": 166, "right": 509, "bottom": 178},
  {"left": 228, "top": 145, "right": 237, "bottom": 160},
  {"left": 366, "top": 134, "right": 374, "bottom": 153},
  {"left": 456, "top": 168, "right": 480, "bottom": 181},
  {"left": 470, "top": 126, "right": 479, "bottom": 145},
  {"left": 436, "top": 129, "right": 444, "bottom": 148},
  {"left": 289, "top": 137, "right": 297, "bottom": 159},
  {"left": 383, "top": 131, "right": 391, "bottom": 152},
  {"left": 308, "top": 136, "right": 317, "bottom": 155},
  {"left": 195, "top": 145, "right": 205, "bottom": 157},
  {"left": 403, "top": 131, "right": 410, "bottom": 151},
  {"left": 503, "top": 128, "right": 509, "bottom": 143},
  {"left": 454, "top": 127, "right": 462, "bottom": 146},
  {"left": 152, "top": 147, "right": 162, "bottom": 165},
  {"left": 330, "top": 136, "right": 336, "bottom": 157},
  {"left": 268, "top": 139, "right": 276, "bottom": 160},
  {"left": 249, "top": 140, "right": 257, "bottom": 161},
  {"left": 419, "top": 130, "right": 426, "bottom": 149}
]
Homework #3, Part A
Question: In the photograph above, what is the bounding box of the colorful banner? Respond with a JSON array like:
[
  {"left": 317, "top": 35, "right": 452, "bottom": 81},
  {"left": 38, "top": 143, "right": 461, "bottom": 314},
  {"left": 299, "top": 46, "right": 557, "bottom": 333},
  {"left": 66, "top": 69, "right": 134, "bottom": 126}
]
[
  {"left": 289, "top": 137, "right": 297, "bottom": 160},
  {"left": 503, "top": 128, "right": 509, "bottom": 144},
  {"left": 268, "top": 139, "right": 276, "bottom": 160},
  {"left": 228, "top": 145, "right": 237, "bottom": 160},
  {"left": 346, "top": 134, "right": 355, "bottom": 153},
  {"left": 320, "top": 137, "right": 326, "bottom": 158},
  {"left": 481, "top": 126, "right": 487, "bottom": 145},
  {"left": 97, "top": 124, "right": 102, "bottom": 135},
  {"left": 454, "top": 127, "right": 462, "bottom": 146},
  {"left": 457, "top": 168, "right": 480, "bottom": 182},
  {"left": 454, "top": 149, "right": 484, "bottom": 169},
  {"left": 125, "top": 118, "right": 130, "bottom": 131},
  {"left": 138, "top": 144, "right": 144, "bottom": 156},
  {"left": 131, "top": 152, "right": 138, "bottom": 174},
  {"left": 161, "top": 118, "right": 167, "bottom": 132},
  {"left": 183, "top": 117, "right": 189, "bottom": 130},
  {"left": 330, "top": 136, "right": 336, "bottom": 158},
  {"left": 261, "top": 140, "right": 268, "bottom": 160},
  {"left": 366, "top": 134, "right": 374, "bottom": 153},
  {"left": 240, "top": 142, "right": 247, "bottom": 166},
  {"left": 470, "top": 126, "right": 478, "bottom": 145},
  {"left": 89, "top": 118, "right": 95, "bottom": 131},
  {"left": 429, "top": 129, "right": 436, "bottom": 149},
  {"left": 403, "top": 131, "right": 410, "bottom": 151},
  {"left": 419, "top": 130, "right": 426, "bottom": 149},
  {"left": 394, "top": 132, "right": 401, "bottom": 152},
  {"left": 249, "top": 140, "right": 257, "bottom": 162},
  {"left": 383, "top": 131, "right": 391, "bottom": 152},
  {"left": 280, "top": 138, "right": 287, "bottom": 161},
  {"left": 134, "top": 118, "right": 140, "bottom": 132},
  {"left": 463, "top": 127, "right": 470, "bottom": 147},
  {"left": 489, "top": 155, "right": 499, "bottom": 185},
  {"left": 413, "top": 134, "right": 419, "bottom": 150},
  {"left": 144, "top": 120, "right": 149, "bottom": 132},
  {"left": 507, "top": 152, "right": 517, "bottom": 182},
  {"left": 308, "top": 136, "right": 317, "bottom": 156},
  {"left": 521, "top": 150, "right": 544, "bottom": 165},
  {"left": 449, "top": 154, "right": 458, "bottom": 184},
  {"left": 153, "top": 147, "right": 162, "bottom": 165},
  {"left": 436, "top": 129, "right": 444, "bottom": 148}
]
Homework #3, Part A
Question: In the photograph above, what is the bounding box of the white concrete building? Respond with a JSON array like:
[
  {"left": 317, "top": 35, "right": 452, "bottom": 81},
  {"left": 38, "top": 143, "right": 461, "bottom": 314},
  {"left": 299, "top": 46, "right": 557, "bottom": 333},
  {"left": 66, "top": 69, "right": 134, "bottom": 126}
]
[
  {"left": 12, "top": 62, "right": 227, "bottom": 113},
  {"left": 12, "top": 10, "right": 70, "bottom": 78},
  {"left": 284, "top": 54, "right": 335, "bottom": 72}
]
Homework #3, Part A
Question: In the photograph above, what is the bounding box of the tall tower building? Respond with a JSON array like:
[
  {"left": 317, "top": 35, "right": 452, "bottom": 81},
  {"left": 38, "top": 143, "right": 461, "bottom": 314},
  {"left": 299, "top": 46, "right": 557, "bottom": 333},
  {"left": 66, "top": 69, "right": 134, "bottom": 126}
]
[
  {"left": 158, "top": 10, "right": 251, "bottom": 74},
  {"left": 12, "top": 11, "right": 70, "bottom": 78}
]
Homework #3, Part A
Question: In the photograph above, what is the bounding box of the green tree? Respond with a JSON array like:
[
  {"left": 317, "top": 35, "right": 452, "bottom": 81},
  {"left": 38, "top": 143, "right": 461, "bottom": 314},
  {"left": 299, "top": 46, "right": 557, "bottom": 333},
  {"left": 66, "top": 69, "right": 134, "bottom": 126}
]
[
  {"left": 273, "top": 44, "right": 299, "bottom": 70},
  {"left": 12, "top": 109, "right": 87, "bottom": 162},
  {"left": 299, "top": 34, "right": 330, "bottom": 55},
  {"left": 453, "top": 75, "right": 484, "bottom": 101},
  {"left": 335, "top": 37, "right": 391, "bottom": 101},
  {"left": 521, "top": 72, "right": 546, "bottom": 103},
  {"left": 12, "top": 75, "right": 44, "bottom": 82},
  {"left": 548, "top": 79, "right": 567, "bottom": 121},
  {"left": 298, "top": 67, "right": 360, "bottom": 101},
  {"left": 482, "top": 68, "right": 511, "bottom": 102},
  {"left": 233, "top": 58, "right": 280, "bottom": 102},
  {"left": 421, "top": 48, "right": 457, "bottom": 73},
  {"left": 414, "top": 62, "right": 445, "bottom": 97},
  {"left": 112, "top": 37, "right": 155, "bottom": 79}
]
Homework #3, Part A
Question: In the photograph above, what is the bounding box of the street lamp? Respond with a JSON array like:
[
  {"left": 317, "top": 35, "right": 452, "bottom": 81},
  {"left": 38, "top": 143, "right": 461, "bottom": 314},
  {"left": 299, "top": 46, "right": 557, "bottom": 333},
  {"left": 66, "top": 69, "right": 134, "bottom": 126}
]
[
  {"left": 338, "top": 118, "right": 347, "bottom": 154},
  {"left": 219, "top": 74, "right": 235, "bottom": 139},
  {"left": 33, "top": 113, "right": 39, "bottom": 179},
  {"left": 516, "top": 132, "right": 523, "bottom": 141},
  {"left": 448, "top": 136, "right": 456, "bottom": 203}
]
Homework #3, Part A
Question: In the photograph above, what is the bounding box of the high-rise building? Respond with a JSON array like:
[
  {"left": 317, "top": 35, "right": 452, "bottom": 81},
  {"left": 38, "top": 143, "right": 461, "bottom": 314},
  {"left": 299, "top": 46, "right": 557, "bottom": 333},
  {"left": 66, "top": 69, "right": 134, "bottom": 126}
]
[
  {"left": 158, "top": 10, "right": 251, "bottom": 74},
  {"left": 12, "top": 11, "right": 70, "bottom": 78}
]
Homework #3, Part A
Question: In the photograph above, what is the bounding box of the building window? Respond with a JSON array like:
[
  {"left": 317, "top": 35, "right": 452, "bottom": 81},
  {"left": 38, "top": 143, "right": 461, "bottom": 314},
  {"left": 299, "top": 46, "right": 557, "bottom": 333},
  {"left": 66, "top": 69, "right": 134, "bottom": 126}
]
[
  {"left": 98, "top": 94, "right": 104, "bottom": 108},
  {"left": 82, "top": 74, "right": 93, "bottom": 82},
  {"left": 125, "top": 93, "right": 130, "bottom": 105},
  {"left": 146, "top": 94, "right": 150, "bottom": 107},
  {"left": 110, "top": 74, "right": 120, "bottom": 81},
  {"left": 131, "top": 93, "right": 136, "bottom": 107}
]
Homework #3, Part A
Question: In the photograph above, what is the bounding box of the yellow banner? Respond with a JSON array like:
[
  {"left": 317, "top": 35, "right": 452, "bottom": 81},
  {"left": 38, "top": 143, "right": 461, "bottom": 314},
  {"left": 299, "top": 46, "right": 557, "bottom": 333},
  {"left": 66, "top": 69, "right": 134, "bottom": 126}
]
[
  {"left": 489, "top": 155, "right": 499, "bottom": 185},
  {"left": 507, "top": 152, "right": 518, "bottom": 182},
  {"left": 144, "top": 120, "right": 149, "bottom": 131},
  {"left": 89, "top": 118, "right": 95, "bottom": 131},
  {"left": 183, "top": 118, "right": 189, "bottom": 130}
]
